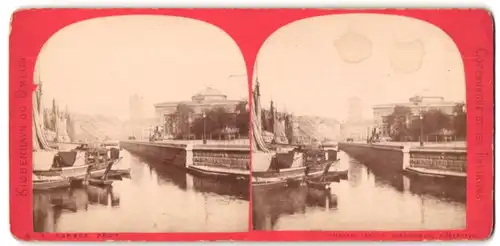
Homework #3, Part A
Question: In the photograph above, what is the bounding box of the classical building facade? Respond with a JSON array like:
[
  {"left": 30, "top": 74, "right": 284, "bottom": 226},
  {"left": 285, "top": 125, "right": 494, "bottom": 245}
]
[
  {"left": 372, "top": 96, "right": 462, "bottom": 137},
  {"left": 340, "top": 120, "right": 374, "bottom": 141},
  {"left": 154, "top": 87, "right": 245, "bottom": 137}
]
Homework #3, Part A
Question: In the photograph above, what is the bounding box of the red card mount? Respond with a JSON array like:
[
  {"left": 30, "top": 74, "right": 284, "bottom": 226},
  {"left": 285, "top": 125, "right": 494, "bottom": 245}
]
[{"left": 9, "top": 8, "right": 493, "bottom": 241}]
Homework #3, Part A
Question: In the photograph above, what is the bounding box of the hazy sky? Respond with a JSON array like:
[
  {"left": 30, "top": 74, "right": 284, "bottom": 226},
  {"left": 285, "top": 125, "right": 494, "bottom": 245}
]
[
  {"left": 36, "top": 14, "right": 466, "bottom": 122},
  {"left": 255, "top": 14, "right": 466, "bottom": 121},
  {"left": 36, "top": 15, "right": 248, "bottom": 119}
]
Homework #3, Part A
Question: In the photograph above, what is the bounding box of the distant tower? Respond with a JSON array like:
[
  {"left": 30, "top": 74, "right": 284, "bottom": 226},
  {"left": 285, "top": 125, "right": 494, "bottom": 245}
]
[
  {"left": 129, "top": 94, "right": 144, "bottom": 121},
  {"left": 347, "top": 97, "right": 362, "bottom": 122}
]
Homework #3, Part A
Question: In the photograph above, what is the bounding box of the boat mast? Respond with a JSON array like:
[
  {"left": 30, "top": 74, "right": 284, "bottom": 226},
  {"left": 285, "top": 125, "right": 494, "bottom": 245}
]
[
  {"left": 33, "top": 64, "right": 54, "bottom": 151},
  {"left": 252, "top": 58, "right": 270, "bottom": 152},
  {"left": 54, "top": 103, "right": 59, "bottom": 143}
]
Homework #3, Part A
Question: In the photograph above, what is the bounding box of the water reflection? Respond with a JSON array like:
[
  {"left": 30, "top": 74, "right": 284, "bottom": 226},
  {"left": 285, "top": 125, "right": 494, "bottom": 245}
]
[
  {"left": 252, "top": 183, "right": 341, "bottom": 231},
  {"left": 252, "top": 151, "right": 466, "bottom": 231},
  {"left": 33, "top": 150, "right": 249, "bottom": 233},
  {"left": 193, "top": 178, "right": 249, "bottom": 200},
  {"left": 252, "top": 185, "right": 308, "bottom": 230}
]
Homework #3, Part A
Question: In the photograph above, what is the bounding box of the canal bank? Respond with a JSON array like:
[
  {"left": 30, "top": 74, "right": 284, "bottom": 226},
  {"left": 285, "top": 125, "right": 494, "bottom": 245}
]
[
  {"left": 33, "top": 149, "right": 249, "bottom": 232},
  {"left": 119, "top": 140, "right": 250, "bottom": 181},
  {"left": 339, "top": 142, "right": 467, "bottom": 179},
  {"left": 252, "top": 151, "right": 466, "bottom": 231}
]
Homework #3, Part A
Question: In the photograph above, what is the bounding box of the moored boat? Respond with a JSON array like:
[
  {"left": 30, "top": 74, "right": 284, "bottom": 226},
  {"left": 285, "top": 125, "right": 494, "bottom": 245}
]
[
  {"left": 85, "top": 153, "right": 121, "bottom": 187},
  {"left": 32, "top": 174, "right": 71, "bottom": 191},
  {"left": 105, "top": 167, "right": 131, "bottom": 178},
  {"left": 111, "top": 167, "right": 131, "bottom": 175},
  {"left": 106, "top": 175, "right": 123, "bottom": 181},
  {"left": 253, "top": 165, "right": 307, "bottom": 188},
  {"left": 249, "top": 79, "right": 343, "bottom": 189},
  {"left": 306, "top": 158, "right": 347, "bottom": 182},
  {"left": 87, "top": 178, "right": 113, "bottom": 186},
  {"left": 89, "top": 157, "right": 124, "bottom": 178},
  {"left": 252, "top": 146, "right": 309, "bottom": 187},
  {"left": 306, "top": 159, "right": 340, "bottom": 176},
  {"left": 33, "top": 150, "right": 90, "bottom": 180},
  {"left": 188, "top": 165, "right": 250, "bottom": 181}
]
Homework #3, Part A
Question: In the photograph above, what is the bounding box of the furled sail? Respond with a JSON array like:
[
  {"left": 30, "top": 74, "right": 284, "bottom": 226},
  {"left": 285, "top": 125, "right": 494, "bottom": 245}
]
[
  {"left": 251, "top": 81, "right": 276, "bottom": 172},
  {"left": 33, "top": 86, "right": 53, "bottom": 151},
  {"left": 33, "top": 76, "right": 57, "bottom": 171},
  {"left": 251, "top": 83, "right": 270, "bottom": 153}
]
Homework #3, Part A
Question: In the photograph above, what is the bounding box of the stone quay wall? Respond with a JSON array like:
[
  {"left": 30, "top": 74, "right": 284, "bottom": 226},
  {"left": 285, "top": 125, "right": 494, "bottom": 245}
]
[
  {"left": 120, "top": 141, "right": 187, "bottom": 168},
  {"left": 409, "top": 148, "right": 467, "bottom": 173},
  {"left": 120, "top": 141, "right": 250, "bottom": 170},
  {"left": 339, "top": 143, "right": 406, "bottom": 171},
  {"left": 339, "top": 142, "right": 467, "bottom": 174},
  {"left": 192, "top": 145, "right": 250, "bottom": 170}
]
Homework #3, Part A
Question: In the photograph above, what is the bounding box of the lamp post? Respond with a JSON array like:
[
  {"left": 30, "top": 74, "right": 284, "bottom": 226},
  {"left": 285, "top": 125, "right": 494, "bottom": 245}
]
[
  {"left": 188, "top": 116, "right": 193, "bottom": 141},
  {"left": 410, "top": 95, "right": 424, "bottom": 146},
  {"left": 235, "top": 109, "right": 241, "bottom": 139},
  {"left": 453, "top": 111, "right": 458, "bottom": 141},
  {"left": 419, "top": 113, "right": 424, "bottom": 146},
  {"left": 203, "top": 112, "right": 207, "bottom": 144}
]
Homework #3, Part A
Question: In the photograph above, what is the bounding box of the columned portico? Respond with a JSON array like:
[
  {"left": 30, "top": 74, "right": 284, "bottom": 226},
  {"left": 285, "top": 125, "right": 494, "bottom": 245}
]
[{"left": 154, "top": 87, "right": 244, "bottom": 138}]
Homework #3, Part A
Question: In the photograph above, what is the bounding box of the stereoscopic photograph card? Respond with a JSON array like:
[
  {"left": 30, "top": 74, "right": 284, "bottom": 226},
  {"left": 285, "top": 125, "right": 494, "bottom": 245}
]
[{"left": 9, "top": 8, "right": 493, "bottom": 241}]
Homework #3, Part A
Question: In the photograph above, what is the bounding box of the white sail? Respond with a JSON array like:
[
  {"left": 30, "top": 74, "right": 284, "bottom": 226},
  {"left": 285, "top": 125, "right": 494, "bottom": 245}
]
[
  {"left": 33, "top": 89, "right": 53, "bottom": 151},
  {"left": 33, "top": 74, "right": 57, "bottom": 171},
  {"left": 251, "top": 80, "right": 276, "bottom": 172},
  {"left": 251, "top": 82, "right": 270, "bottom": 153}
]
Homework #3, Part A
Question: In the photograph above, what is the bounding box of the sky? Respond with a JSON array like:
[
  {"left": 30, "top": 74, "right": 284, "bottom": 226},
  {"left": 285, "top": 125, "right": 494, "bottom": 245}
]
[
  {"left": 36, "top": 15, "right": 249, "bottom": 119},
  {"left": 36, "top": 14, "right": 466, "bottom": 122},
  {"left": 254, "top": 14, "right": 466, "bottom": 121}
]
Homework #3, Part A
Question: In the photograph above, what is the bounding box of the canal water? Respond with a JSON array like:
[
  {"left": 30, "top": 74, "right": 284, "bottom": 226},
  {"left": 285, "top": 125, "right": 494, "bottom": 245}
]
[
  {"left": 253, "top": 151, "right": 467, "bottom": 231},
  {"left": 33, "top": 150, "right": 249, "bottom": 233}
]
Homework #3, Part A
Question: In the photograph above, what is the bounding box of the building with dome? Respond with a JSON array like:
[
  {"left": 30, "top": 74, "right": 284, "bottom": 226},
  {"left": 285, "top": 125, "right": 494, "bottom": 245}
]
[
  {"left": 154, "top": 87, "right": 245, "bottom": 137},
  {"left": 372, "top": 95, "right": 464, "bottom": 137}
]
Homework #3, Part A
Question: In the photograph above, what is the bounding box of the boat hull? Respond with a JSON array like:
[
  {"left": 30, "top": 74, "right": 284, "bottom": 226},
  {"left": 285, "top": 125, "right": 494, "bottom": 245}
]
[
  {"left": 110, "top": 168, "right": 131, "bottom": 176},
  {"left": 253, "top": 166, "right": 306, "bottom": 179},
  {"left": 33, "top": 179, "right": 71, "bottom": 191},
  {"left": 325, "top": 170, "right": 348, "bottom": 180},
  {"left": 252, "top": 166, "right": 307, "bottom": 188},
  {"left": 188, "top": 165, "right": 250, "bottom": 182},
  {"left": 88, "top": 178, "right": 113, "bottom": 186},
  {"left": 252, "top": 159, "right": 345, "bottom": 187},
  {"left": 33, "top": 165, "right": 90, "bottom": 180},
  {"left": 33, "top": 159, "right": 120, "bottom": 180}
]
